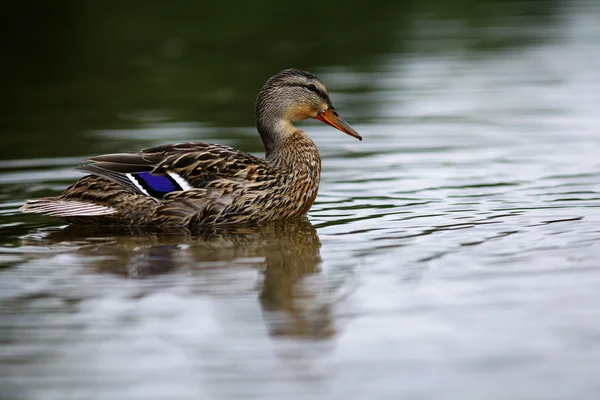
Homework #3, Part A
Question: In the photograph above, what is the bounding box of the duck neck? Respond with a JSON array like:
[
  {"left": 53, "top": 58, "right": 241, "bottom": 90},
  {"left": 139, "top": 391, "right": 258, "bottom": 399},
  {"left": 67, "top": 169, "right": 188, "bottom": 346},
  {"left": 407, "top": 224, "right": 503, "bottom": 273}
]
[
  {"left": 258, "top": 121, "right": 322, "bottom": 216},
  {"left": 258, "top": 121, "right": 320, "bottom": 170},
  {"left": 258, "top": 118, "right": 292, "bottom": 160},
  {"left": 256, "top": 99, "right": 321, "bottom": 184}
]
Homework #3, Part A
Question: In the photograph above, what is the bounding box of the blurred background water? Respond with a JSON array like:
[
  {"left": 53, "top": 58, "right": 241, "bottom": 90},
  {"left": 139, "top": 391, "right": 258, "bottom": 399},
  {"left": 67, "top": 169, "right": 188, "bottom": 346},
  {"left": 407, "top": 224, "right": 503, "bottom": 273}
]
[{"left": 2, "top": 0, "right": 600, "bottom": 399}]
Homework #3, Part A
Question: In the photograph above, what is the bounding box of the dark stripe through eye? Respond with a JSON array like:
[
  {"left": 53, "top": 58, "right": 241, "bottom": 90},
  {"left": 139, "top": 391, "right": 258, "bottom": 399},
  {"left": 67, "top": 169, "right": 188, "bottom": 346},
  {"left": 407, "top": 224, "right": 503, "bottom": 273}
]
[{"left": 304, "top": 83, "right": 330, "bottom": 105}]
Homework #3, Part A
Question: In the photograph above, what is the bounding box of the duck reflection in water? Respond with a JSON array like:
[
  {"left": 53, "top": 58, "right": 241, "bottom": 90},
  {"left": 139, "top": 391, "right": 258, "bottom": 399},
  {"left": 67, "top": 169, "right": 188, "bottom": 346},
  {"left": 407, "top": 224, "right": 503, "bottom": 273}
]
[{"left": 38, "top": 217, "right": 334, "bottom": 338}]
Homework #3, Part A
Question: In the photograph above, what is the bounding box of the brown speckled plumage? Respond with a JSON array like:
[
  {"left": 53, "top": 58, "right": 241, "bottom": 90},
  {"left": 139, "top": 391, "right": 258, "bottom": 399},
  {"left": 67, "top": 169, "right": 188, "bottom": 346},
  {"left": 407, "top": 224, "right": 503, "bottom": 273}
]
[{"left": 21, "top": 69, "right": 361, "bottom": 227}]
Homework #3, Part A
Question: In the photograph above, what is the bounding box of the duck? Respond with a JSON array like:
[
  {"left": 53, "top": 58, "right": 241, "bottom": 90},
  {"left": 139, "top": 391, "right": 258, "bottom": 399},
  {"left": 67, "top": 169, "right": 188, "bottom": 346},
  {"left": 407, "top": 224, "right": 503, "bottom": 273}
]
[{"left": 20, "top": 68, "right": 362, "bottom": 227}]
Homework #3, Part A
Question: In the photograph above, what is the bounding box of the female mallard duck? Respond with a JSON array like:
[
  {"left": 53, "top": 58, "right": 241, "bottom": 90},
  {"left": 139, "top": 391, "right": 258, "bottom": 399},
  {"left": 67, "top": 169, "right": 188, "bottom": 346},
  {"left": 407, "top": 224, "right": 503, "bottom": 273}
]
[{"left": 21, "top": 69, "right": 362, "bottom": 227}]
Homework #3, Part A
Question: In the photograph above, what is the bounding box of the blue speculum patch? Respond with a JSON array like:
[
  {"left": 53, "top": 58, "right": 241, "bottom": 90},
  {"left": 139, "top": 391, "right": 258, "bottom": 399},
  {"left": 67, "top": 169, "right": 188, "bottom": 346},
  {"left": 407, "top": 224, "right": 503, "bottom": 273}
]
[{"left": 136, "top": 172, "right": 178, "bottom": 195}]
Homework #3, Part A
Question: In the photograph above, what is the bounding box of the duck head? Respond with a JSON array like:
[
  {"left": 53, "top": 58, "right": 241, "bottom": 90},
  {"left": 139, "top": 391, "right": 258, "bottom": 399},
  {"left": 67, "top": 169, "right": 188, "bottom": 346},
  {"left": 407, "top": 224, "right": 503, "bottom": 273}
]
[{"left": 255, "top": 69, "right": 362, "bottom": 151}]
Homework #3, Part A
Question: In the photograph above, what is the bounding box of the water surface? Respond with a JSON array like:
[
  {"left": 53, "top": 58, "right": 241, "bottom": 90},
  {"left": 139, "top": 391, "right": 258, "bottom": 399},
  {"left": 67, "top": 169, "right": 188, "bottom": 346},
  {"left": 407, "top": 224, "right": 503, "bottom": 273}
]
[{"left": 2, "top": 1, "right": 600, "bottom": 399}]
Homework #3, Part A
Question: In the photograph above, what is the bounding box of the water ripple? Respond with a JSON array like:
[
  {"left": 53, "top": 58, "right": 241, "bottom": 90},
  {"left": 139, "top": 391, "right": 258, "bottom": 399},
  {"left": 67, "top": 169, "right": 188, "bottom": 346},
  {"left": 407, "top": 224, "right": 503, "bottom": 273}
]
[{"left": 2, "top": 3, "right": 600, "bottom": 399}]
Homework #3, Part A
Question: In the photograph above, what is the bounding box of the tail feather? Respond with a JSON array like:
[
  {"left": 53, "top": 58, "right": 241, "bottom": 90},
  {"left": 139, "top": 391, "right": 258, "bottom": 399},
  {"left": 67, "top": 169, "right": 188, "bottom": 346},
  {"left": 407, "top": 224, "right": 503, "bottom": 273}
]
[{"left": 20, "top": 198, "right": 117, "bottom": 217}]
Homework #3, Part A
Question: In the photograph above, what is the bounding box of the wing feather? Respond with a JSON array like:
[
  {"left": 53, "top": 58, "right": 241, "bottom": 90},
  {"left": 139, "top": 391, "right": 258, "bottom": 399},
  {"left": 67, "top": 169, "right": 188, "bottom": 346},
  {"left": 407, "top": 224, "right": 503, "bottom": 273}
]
[
  {"left": 75, "top": 142, "right": 271, "bottom": 197},
  {"left": 21, "top": 199, "right": 117, "bottom": 217}
]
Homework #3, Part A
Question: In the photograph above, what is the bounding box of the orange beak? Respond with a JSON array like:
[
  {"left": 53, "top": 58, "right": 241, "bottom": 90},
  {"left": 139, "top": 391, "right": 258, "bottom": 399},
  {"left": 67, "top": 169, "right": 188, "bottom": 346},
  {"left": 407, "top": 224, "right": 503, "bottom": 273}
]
[{"left": 316, "top": 108, "right": 362, "bottom": 141}]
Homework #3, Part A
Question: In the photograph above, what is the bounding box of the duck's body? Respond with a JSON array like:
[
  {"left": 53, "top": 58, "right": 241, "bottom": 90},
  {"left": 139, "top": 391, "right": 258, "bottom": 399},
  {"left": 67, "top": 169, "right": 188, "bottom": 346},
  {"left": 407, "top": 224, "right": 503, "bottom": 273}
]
[
  {"left": 21, "top": 69, "right": 361, "bottom": 227},
  {"left": 43, "top": 135, "right": 321, "bottom": 226}
]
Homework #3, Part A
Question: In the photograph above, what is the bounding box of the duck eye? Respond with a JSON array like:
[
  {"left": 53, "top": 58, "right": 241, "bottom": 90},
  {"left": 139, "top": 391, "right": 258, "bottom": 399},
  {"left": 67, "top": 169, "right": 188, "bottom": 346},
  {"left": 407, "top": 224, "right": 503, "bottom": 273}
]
[{"left": 306, "top": 84, "right": 318, "bottom": 92}]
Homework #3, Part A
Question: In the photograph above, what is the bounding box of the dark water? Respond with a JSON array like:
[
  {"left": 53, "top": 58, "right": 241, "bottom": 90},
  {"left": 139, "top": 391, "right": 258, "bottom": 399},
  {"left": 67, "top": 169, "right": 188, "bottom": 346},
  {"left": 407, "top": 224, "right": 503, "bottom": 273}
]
[{"left": 2, "top": 1, "right": 600, "bottom": 399}]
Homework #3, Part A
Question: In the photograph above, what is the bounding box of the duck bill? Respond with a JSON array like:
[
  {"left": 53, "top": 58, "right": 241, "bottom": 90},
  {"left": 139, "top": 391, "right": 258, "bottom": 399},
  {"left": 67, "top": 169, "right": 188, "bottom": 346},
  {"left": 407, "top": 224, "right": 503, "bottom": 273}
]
[{"left": 316, "top": 108, "right": 362, "bottom": 141}]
